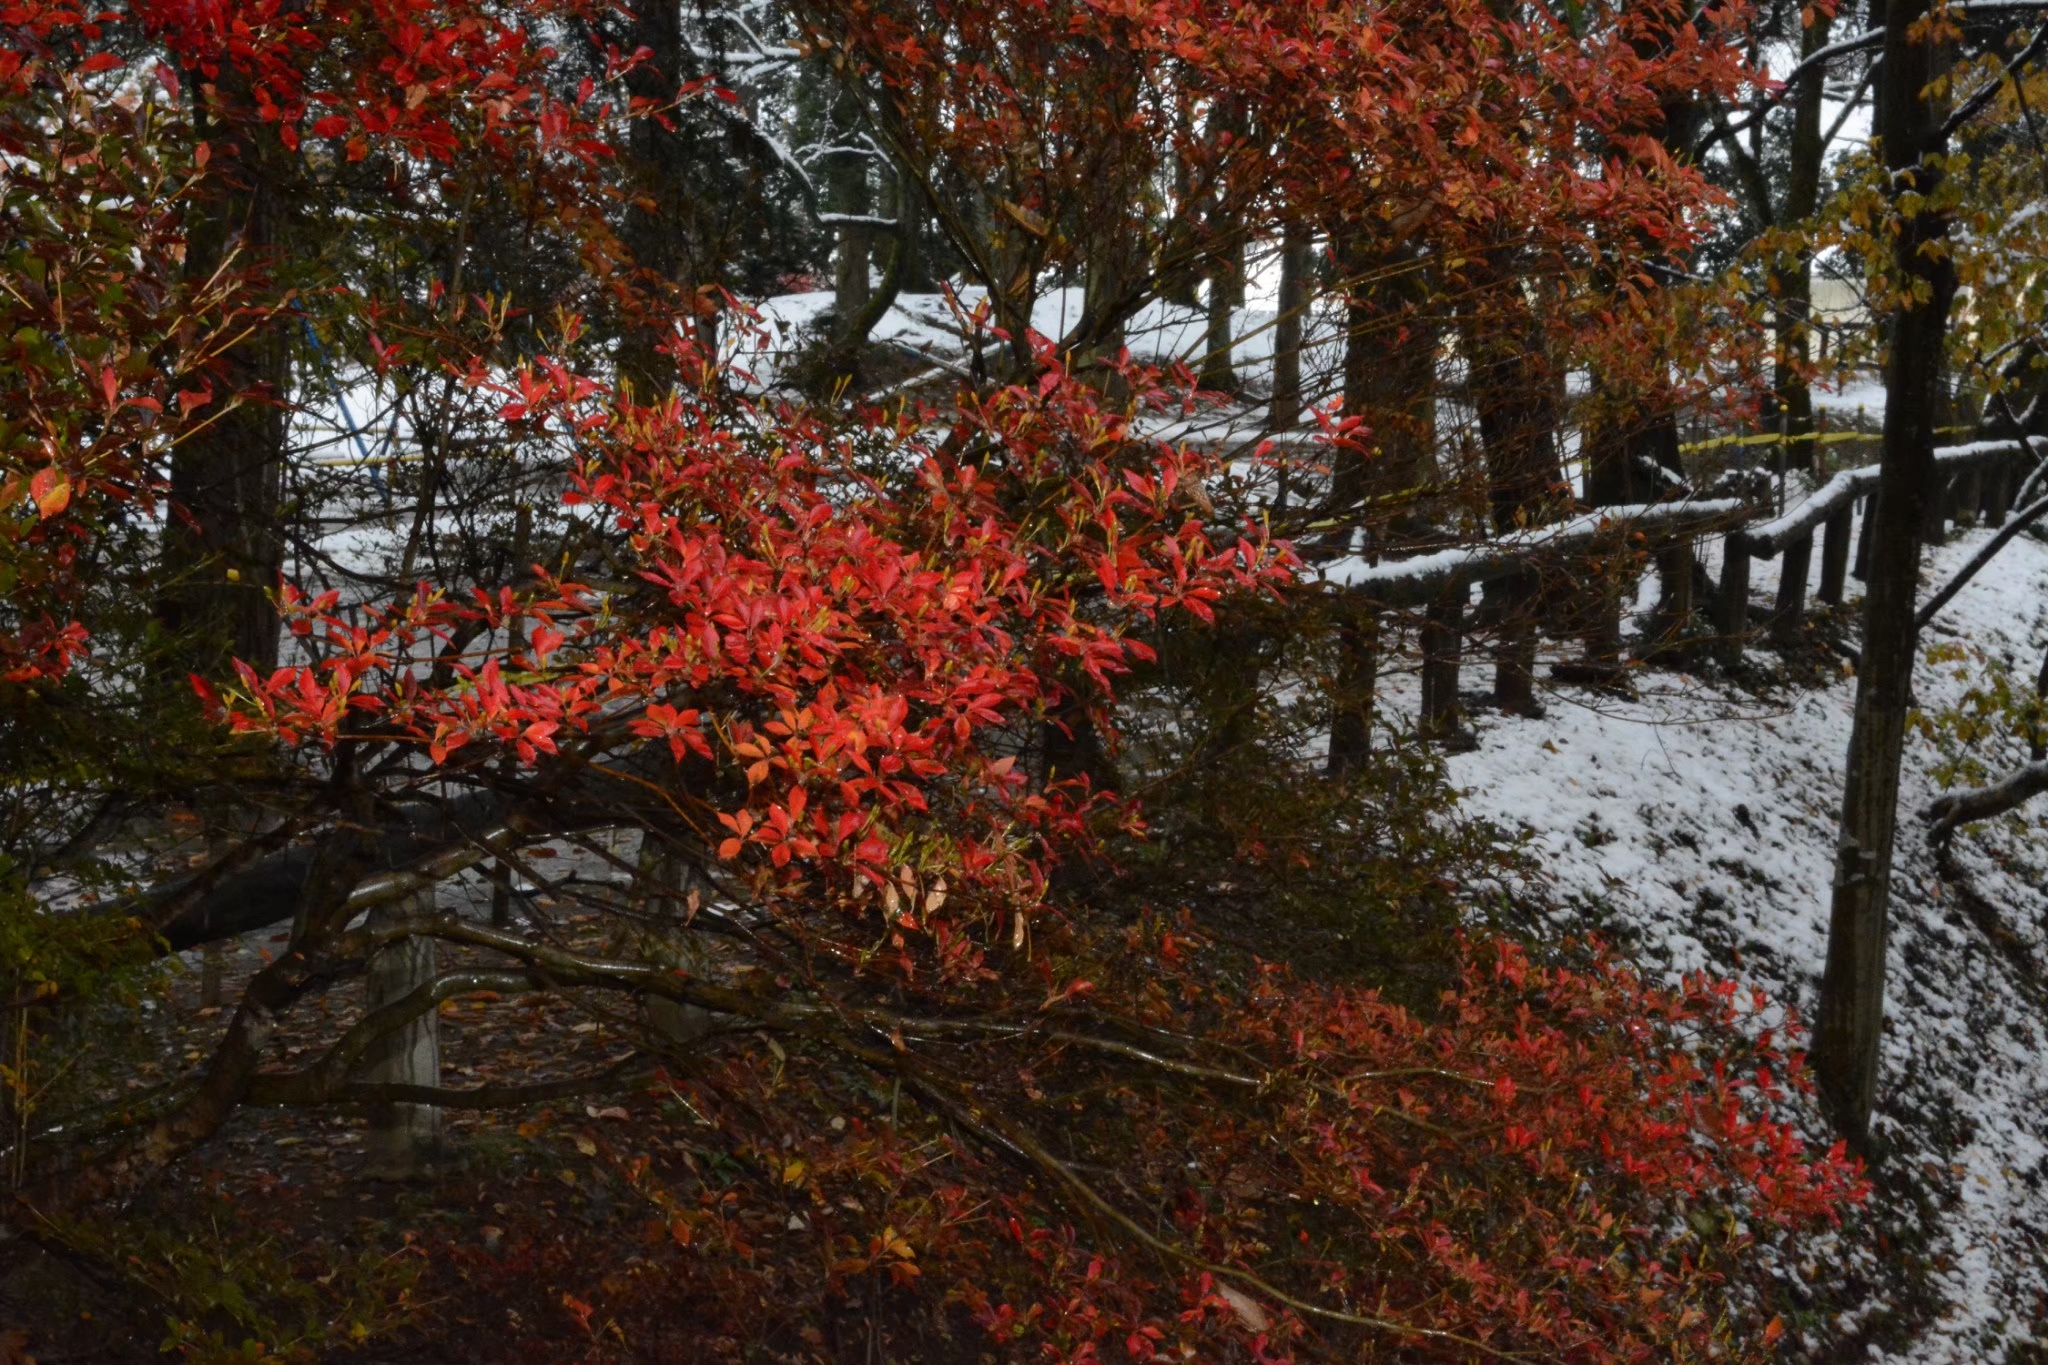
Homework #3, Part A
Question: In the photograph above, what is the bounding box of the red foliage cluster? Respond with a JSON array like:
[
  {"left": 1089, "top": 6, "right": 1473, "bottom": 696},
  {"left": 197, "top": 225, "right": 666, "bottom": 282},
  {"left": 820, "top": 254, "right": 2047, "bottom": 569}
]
[
  {"left": 2, "top": 3, "right": 1865, "bottom": 1360},
  {"left": 136, "top": 0, "right": 615, "bottom": 163},
  {"left": 0, "top": 10, "right": 229, "bottom": 684},
  {"left": 207, "top": 337, "right": 1290, "bottom": 968},
  {"left": 818, "top": 0, "right": 1766, "bottom": 425},
  {"left": 419, "top": 932, "right": 1859, "bottom": 1365}
]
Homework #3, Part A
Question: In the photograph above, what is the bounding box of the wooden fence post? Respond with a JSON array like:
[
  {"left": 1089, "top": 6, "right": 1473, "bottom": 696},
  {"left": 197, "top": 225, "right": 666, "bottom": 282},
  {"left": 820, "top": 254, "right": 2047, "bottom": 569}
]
[
  {"left": 1489, "top": 570, "right": 1542, "bottom": 717},
  {"left": 1819, "top": 503, "right": 1853, "bottom": 606},
  {"left": 1853, "top": 490, "right": 1877, "bottom": 581},
  {"left": 1420, "top": 589, "right": 1472, "bottom": 749},
  {"left": 363, "top": 890, "right": 442, "bottom": 1178},
  {"left": 1715, "top": 531, "right": 1751, "bottom": 669},
  {"left": 1652, "top": 540, "right": 1693, "bottom": 650},
  {"left": 1771, "top": 529, "right": 1813, "bottom": 645},
  {"left": 1957, "top": 465, "right": 1984, "bottom": 529},
  {"left": 1984, "top": 455, "right": 2015, "bottom": 526},
  {"left": 1326, "top": 598, "right": 1377, "bottom": 777}
]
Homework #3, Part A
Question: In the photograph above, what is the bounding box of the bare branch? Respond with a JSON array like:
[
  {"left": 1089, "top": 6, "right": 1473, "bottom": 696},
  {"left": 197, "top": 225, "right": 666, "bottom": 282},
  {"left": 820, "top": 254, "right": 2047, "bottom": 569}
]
[
  {"left": 1926, "top": 760, "right": 2048, "bottom": 835},
  {"left": 295, "top": 1054, "right": 658, "bottom": 1111},
  {"left": 1943, "top": 23, "right": 2048, "bottom": 139},
  {"left": 1917, "top": 489, "right": 2048, "bottom": 629}
]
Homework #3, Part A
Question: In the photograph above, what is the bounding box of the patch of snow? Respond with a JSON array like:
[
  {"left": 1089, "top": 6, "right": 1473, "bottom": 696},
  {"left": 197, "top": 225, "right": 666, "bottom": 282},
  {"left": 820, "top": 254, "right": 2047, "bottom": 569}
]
[{"left": 1439, "top": 520, "right": 2048, "bottom": 1361}]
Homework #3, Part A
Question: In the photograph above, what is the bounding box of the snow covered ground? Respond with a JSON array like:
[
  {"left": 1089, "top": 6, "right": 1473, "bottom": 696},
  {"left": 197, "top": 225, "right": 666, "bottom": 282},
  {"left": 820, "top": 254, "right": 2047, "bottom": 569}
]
[{"left": 1437, "top": 520, "right": 2048, "bottom": 1360}]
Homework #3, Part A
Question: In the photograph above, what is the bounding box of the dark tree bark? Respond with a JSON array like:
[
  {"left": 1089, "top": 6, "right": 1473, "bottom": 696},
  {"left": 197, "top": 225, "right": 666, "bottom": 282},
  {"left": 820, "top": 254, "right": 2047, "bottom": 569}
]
[
  {"left": 1198, "top": 236, "right": 1244, "bottom": 394},
  {"left": 1460, "top": 267, "right": 1562, "bottom": 537},
  {"left": 1771, "top": 2, "right": 1834, "bottom": 479},
  {"left": 1459, "top": 261, "right": 1559, "bottom": 707},
  {"left": 1325, "top": 601, "right": 1377, "bottom": 778},
  {"left": 158, "top": 77, "right": 286, "bottom": 682},
  {"left": 616, "top": 0, "right": 692, "bottom": 397},
  {"left": 1419, "top": 590, "right": 1473, "bottom": 749},
  {"left": 1321, "top": 240, "right": 1437, "bottom": 759},
  {"left": 1329, "top": 242, "right": 1436, "bottom": 516},
  {"left": 1270, "top": 229, "right": 1312, "bottom": 433},
  {"left": 1814, "top": 0, "right": 1960, "bottom": 1151},
  {"left": 828, "top": 90, "right": 875, "bottom": 350}
]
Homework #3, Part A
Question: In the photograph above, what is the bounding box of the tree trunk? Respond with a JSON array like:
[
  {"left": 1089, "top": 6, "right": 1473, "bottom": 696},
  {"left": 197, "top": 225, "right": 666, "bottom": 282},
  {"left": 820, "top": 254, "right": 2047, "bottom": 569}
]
[
  {"left": 158, "top": 76, "right": 285, "bottom": 684},
  {"left": 1198, "top": 237, "right": 1244, "bottom": 393},
  {"left": 1322, "top": 241, "right": 1435, "bottom": 757},
  {"left": 829, "top": 98, "right": 874, "bottom": 350},
  {"left": 1460, "top": 265, "right": 1562, "bottom": 535},
  {"left": 1652, "top": 542, "right": 1694, "bottom": 651},
  {"left": 1577, "top": 401, "right": 1634, "bottom": 675},
  {"left": 1814, "top": 0, "right": 1960, "bottom": 1151},
  {"left": 616, "top": 0, "right": 689, "bottom": 397},
  {"left": 1489, "top": 571, "right": 1543, "bottom": 715},
  {"left": 1325, "top": 601, "right": 1377, "bottom": 777},
  {"left": 1328, "top": 241, "right": 1436, "bottom": 519},
  {"left": 1420, "top": 591, "right": 1473, "bottom": 749},
  {"left": 1771, "top": 3, "right": 1834, "bottom": 481},
  {"left": 1270, "top": 229, "right": 1311, "bottom": 432}
]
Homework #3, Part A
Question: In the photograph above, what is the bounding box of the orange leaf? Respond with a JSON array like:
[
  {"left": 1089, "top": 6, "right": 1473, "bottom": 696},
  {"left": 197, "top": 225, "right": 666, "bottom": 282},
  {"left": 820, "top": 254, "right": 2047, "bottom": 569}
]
[{"left": 30, "top": 467, "right": 70, "bottom": 520}]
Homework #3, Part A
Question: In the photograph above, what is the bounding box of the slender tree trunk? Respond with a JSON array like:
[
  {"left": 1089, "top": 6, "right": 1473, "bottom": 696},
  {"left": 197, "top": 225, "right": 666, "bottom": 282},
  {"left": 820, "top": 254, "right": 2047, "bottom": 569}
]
[
  {"left": 829, "top": 95, "right": 874, "bottom": 350},
  {"left": 1198, "top": 237, "right": 1243, "bottom": 393},
  {"left": 1325, "top": 601, "right": 1377, "bottom": 777},
  {"left": 1328, "top": 241, "right": 1436, "bottom": 517},
  {"left": 1577, "top": 399, "right": 1633, "bottom": 677},
  {"left": 1772, "top": 5, "right": 1834, "bottom": 480},
  {"left": 836, "top": 172, "right": 911, "bottom": 370},
  {"left": 159, "top": 77, "right": 285, "bottom": 683},
  {"left": 1322, "top": 241, "right": 1436, "bottom": 758},
  {"left": 1460, "top": 264, "right": 1562, "bottom": 535},
  {"left": 1073, "top": 163, "right": 1144, "bottom": 394},
  {"left": 616, "top": 0, "right": 689, "bottom": 397},
  {"left": 1419, "top": 590, "right": 1473, "bottom": 749},
  {"left": 1814, "top": 0, "right": 1959, "bottom": 1150},
  {"left": 1460, "top": 264, "right": 1559, "bottom": 704},
  {"left": 1270, "top": 229, "right": 1311, "bottom": 432}
]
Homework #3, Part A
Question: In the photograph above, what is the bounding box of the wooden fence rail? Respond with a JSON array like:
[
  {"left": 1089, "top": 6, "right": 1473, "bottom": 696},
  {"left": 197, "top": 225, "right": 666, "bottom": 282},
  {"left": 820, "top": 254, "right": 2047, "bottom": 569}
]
[{"left": 1310, "top": 437, "right": 2042, "bottom": 748}]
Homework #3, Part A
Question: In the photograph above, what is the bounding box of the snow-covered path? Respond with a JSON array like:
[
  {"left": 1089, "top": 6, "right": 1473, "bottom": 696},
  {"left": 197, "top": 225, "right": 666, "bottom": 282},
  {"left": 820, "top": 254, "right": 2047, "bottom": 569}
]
[{"left": 1442, "top": 524, "right": 2048, "bottom": 1361}]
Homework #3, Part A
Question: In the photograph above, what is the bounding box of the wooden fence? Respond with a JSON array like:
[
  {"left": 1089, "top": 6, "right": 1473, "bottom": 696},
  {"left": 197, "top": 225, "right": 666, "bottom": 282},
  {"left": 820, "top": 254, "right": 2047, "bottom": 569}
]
[{"left": 1306, "top": 436, "right": 2044, "bottom": 744}]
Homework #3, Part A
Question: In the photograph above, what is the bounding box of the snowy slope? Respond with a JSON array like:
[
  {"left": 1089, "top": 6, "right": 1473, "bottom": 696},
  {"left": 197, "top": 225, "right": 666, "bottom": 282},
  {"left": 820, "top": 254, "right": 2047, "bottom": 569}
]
[{"left": 1441, "top": 522, "right": 2048, "bottom": 1361}]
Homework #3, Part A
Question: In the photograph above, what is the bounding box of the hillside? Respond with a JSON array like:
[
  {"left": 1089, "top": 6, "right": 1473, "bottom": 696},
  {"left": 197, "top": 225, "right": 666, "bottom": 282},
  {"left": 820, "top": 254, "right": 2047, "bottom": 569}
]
[{"left": 1445, "top": 522, "right": 2048, "bottom": 1361}]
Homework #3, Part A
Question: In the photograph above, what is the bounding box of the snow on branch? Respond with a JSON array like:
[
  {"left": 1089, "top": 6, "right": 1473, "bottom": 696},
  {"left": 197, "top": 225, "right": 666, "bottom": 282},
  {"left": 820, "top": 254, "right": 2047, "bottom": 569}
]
[
  {"left": 1740, "top": 467, "right": 1881, "bottom": 555},
  {"left": 1917, "top": 437, "right": 2048, "bottom": 627},
  {"left": 1743, "top": 438, "right": 2031, "bottom": 557},
  {"left": 1926, "top": 759, "right": 2048, "bottom": 835},
  {"left": 1321, "top": 499, "right": 1746, "bottom": 605}
]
